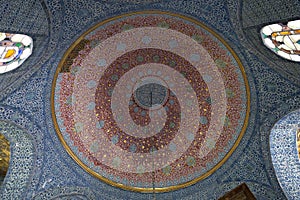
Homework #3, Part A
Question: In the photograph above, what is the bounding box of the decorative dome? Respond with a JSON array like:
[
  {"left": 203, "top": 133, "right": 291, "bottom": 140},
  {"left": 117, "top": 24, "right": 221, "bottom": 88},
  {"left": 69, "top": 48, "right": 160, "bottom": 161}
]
[{"left": 52, "top": 11, "right": 250, "bottom": 192}]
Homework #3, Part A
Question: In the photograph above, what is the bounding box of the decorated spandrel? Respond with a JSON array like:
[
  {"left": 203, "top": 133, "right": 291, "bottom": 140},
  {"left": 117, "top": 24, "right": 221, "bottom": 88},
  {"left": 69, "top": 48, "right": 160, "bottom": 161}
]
[
  {"left": 261, "top": 19, "right": 300, "bottom": 62},
  {"left": 0, "top": 33, "right": 33, "bottom": 74}
]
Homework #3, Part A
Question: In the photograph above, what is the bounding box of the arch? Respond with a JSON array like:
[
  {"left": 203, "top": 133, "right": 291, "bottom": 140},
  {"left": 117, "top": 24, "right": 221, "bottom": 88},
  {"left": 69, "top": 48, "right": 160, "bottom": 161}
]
[
  {"left": 0, "top": 120, "right": 35, "bottom": 200},
  {"left": 226, "top": 0, "right": 300, "bottom": 86},
  {"left": 270, "top": 109, "right": 300, "bottom": 200},
  {"left": 0, "top": 0, "right": 62, "bottom": 101},
  {"left": 0, "top": 104, "right": 44, "bottom": 199},
  {"left": 0, "top": 32, "right": 33, "bottom": 74},
  {"left": 261, "top": 20, "right": 300, "bottom": 62}
]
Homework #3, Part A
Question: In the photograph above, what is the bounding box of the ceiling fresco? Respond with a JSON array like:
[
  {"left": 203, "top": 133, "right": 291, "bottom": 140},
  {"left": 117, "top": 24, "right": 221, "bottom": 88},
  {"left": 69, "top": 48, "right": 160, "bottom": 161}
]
[{"left": 52, "top": 11, "right": 249, "bottom": 192}]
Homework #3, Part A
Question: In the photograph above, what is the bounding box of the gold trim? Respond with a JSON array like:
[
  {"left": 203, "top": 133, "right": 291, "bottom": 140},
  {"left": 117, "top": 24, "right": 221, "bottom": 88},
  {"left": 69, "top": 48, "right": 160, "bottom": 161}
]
[
  {"left": 51, "top": 10, "right": 251, "bottom": 193},
  {"left": 297, "top": 129, "right": 300, "bottom": 159},
  {"left": 0, "top": 133, "right": 10, "bottom": 177}
]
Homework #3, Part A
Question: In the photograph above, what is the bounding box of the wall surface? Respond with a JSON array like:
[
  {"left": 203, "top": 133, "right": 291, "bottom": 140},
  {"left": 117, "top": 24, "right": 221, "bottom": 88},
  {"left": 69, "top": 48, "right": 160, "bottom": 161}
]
[{"left": 0, "top": 0, "right": 299, "bottom": 199}]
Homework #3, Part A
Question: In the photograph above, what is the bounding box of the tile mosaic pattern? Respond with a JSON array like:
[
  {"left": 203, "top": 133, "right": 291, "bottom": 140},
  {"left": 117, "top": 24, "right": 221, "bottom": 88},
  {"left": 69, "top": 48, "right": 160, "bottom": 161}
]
[
  {"left": 0, "top": 0, "right": 60, "bottom": 100},
  {"left": 0, "top": 0, "right": 299, "bottom": 199},
  {"left": 53, "top": 12, "right": 249, "bottom": 192},
  {"left": 33, "top": 187, "right": 97, "bottom": 200},
  {"left": 0, "top": 120, "right": 38, "bottom": 200},
  {"left": 270, "top": 109, "right": 300, "bottom": 200},
  {"left": 227, "top": 0, "right": 300, "bottom": 86}
]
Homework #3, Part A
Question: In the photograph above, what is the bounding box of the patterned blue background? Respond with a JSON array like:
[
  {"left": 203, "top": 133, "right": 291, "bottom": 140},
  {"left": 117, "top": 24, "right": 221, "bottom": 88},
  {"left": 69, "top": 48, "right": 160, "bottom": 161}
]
[{"left": 0, "top": 0, "right": 299, "bottom": 199}]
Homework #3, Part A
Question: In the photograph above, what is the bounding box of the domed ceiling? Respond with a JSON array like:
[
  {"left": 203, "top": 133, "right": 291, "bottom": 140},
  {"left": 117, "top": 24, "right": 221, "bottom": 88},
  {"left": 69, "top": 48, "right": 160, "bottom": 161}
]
[
  {"left": 0, "top": 0, "right": 299, "bottom": 199},
  {"left": 52, "top": 11, "right": 249, "bottom": 192}
]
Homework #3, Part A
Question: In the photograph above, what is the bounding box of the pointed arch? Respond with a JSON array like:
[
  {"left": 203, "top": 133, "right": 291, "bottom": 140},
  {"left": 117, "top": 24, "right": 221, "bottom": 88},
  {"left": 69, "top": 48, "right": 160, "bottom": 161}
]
[
  {"left": 0, "top": 33, "right": 33, "bottom": 74},
  {"left": 0, "top": 120, "right": 35, "bottom": 200},
  {"left": 270, "top": 109, "right": 300, "bottom": 200},
  {"left": 261, "top": 20, "right": 300, "bottom": 62}
]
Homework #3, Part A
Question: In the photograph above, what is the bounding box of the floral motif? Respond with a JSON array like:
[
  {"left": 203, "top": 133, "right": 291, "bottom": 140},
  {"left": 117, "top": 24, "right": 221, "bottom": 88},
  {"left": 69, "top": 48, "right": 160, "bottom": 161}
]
[{"left": 53, "top": 13, "right": 249, "bottom": 191}]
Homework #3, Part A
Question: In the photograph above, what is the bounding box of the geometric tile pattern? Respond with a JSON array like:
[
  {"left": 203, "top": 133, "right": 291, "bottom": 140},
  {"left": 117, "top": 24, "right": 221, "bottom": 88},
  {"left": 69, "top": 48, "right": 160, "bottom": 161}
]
[
  {"left": 227, "top": 0, "right": 300, "bottom": 86},
  {"left": 0, "top": 121, "right": 35, "bottom": 200}
]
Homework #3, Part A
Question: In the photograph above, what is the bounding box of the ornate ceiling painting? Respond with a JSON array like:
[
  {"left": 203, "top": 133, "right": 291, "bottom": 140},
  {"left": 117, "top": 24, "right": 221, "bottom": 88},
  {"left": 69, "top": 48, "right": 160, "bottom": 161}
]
[
  {"left": 52, "top": 11, "right": 249, "bottom": 192},
  {"left": 261, "top": 19, "right": 300, "bottom": 62},
  {"left": 0, "top": 33, "right": 33, "bottom": 74}
]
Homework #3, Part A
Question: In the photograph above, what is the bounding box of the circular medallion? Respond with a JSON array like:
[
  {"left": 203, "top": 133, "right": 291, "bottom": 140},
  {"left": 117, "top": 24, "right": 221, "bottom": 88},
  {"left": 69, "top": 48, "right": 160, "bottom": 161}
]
[{"left": 52, "top": 11, "right": 250, "bottom": 192}]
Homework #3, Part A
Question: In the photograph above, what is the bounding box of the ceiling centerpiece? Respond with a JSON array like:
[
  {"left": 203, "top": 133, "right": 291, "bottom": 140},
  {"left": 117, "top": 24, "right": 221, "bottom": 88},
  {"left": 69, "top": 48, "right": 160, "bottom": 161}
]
[{"left": 52, "top": 11, "right": 250, "bottom": 192}]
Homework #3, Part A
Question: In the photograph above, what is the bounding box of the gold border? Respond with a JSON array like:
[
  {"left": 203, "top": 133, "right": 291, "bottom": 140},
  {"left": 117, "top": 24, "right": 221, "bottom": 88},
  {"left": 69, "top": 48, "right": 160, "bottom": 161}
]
[
  {"left": 297, "top": 129, "right": 300, "bottom": 159},
  {"left": 0, "top": 133, "right": 10, "bottom": 177},
  {"left": 51, "top": 10, "right": 251, "bottom": 193}
]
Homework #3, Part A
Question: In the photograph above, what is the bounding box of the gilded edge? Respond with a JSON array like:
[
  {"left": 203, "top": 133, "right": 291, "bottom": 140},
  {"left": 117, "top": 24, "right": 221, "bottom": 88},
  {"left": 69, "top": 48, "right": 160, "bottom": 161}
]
[
  {"left": 297, "top": 129, "right": 300, "bottom": 159},
  {"left": 0, "top": 133, "right": 10, "bottom": 177},
  {"left": 51, "top": 10, "right": 251, "bottom": 193}
]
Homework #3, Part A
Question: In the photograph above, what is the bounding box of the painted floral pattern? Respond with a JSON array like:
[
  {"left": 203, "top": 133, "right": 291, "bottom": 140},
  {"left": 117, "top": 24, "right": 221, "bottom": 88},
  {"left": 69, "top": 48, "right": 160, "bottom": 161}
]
[{"left": 53, "top": 13, "right": 249, "bottom": 191}]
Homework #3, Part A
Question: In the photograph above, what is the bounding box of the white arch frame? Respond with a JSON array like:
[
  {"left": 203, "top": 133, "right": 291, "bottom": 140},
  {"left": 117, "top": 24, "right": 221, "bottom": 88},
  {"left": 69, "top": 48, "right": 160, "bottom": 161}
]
[
  {"left": 0, "top": 32, "right": 33, "bottom": 74},
  {"left": 261, "top": 19, "right": 300, "bottom": 62}
]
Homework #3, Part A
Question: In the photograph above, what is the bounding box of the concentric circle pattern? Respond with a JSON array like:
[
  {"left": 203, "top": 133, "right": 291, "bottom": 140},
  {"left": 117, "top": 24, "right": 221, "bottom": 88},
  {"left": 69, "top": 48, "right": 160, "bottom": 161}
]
[{"left": 52, "top": 12, "right": 249, "bottom": 192}]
